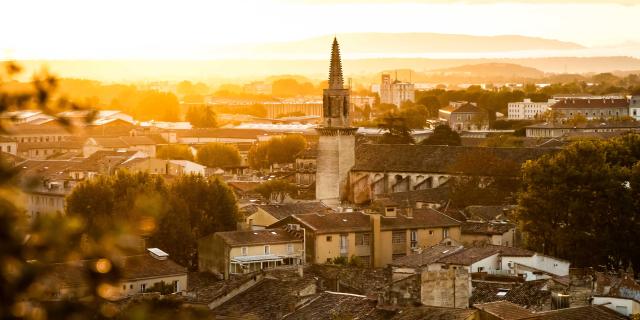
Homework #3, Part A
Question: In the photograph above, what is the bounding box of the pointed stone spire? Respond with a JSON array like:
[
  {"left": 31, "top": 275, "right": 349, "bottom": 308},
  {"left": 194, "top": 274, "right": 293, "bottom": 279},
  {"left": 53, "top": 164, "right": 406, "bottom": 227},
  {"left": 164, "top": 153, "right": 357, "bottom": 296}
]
[{"left": 328, "top": 37, "right": 344, "bottom": 90}]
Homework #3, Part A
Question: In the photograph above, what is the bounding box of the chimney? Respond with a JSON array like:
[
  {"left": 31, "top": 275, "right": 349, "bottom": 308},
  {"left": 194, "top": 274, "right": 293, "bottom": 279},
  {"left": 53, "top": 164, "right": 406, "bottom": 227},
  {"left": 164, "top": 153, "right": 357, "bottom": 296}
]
[
  {"left": 406, "top": 206, "right": 413, "bottom": 218},
  {"left": 297, "top": 264, "right": 304, "bottom": 278}
]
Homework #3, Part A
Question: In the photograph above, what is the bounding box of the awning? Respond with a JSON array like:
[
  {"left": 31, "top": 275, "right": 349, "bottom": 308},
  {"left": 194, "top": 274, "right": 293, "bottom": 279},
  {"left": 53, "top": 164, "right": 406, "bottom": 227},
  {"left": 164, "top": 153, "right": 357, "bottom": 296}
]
[{"left": 231, "top": 254, "right": 283, "bottom": 264}]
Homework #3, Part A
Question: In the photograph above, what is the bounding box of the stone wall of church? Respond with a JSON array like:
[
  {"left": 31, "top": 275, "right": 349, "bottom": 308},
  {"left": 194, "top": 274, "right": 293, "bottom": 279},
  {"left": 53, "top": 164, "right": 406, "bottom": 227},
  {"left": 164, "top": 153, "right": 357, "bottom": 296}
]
[
  {"left": 349, "top": 171, "right": 451, "bottom": 204},
  {"left": 316, "top": 130, "right": 355, "bottom": 205}
]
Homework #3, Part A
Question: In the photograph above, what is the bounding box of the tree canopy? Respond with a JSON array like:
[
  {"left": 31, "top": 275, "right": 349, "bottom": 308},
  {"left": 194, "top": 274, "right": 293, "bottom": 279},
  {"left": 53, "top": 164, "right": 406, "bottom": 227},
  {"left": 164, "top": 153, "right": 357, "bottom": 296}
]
[
  {"left": 421, "top": 125, "right": 461, "bottom": 146},
  {"left": 196, "top": 143, "right": 241, "bottom": 168},
  {"left": 157, "top": 144, "right": 195, "bottom": 161},
  {"left": 66, "top": 171, "right": 238, "bottom": 268},
  {"left": 185, "top": 105, "right": 217, "bottom": 128},
  {"left": 377, "top": 115, "right": 415, "bottom": 144},
  {"left": 517, "top": 134, "right": 640, "bottom": 268},
  {"left": 248, "top": 135, "right": 307, "bottom": 169}
]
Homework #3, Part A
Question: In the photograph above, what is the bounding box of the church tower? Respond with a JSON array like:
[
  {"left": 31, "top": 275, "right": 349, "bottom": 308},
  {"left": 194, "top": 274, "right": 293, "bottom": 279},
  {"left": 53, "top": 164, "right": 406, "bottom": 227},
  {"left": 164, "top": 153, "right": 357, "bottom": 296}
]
[{"left": 316, "top": 38, "right": 357, "bottom": 205}]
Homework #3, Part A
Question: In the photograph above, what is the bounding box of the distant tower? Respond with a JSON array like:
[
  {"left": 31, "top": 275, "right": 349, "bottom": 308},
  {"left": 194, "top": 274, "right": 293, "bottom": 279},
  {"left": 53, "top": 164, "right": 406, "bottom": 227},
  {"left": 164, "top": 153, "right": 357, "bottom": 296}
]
[{"left": 316, "top": 38, "right": 357, "bottom": 205}]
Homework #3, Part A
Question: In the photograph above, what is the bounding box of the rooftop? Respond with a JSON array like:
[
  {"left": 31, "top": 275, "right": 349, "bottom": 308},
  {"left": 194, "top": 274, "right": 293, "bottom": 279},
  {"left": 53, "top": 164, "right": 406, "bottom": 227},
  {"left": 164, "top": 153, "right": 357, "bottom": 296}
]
[
  {"left": 520, "top": 305, "right": 625, "bottom": 320},
  {"left": 351, "top": 144, "right": 554, "bottom": 174},
  {"left": 215, "top": 228, "right": 303, "bottom": 247},
  {"left": 550, "top": 98, "right": 629, "bottom": 110},
  {"left": 256, "top": 202, "right": 330, "bottom": 220},
  {"left": 474, "top": 301, "right": 534, "bottom": 320},
  {"left": 390, "top": 244, "right": 464, "bottom": 268}
]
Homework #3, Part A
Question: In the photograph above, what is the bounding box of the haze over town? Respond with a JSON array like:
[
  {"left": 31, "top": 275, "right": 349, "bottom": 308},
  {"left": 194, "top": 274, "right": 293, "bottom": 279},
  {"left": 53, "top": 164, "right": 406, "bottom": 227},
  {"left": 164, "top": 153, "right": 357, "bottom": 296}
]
[{"left": 1, "top": 1, "right": 640, "bottom": 319}]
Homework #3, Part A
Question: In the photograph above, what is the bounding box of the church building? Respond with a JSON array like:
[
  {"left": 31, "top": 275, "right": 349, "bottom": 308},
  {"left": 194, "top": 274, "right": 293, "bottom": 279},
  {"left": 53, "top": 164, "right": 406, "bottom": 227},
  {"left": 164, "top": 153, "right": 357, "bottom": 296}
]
[{"left": 315, "top": 38, "right": 357, "bottom": 206}]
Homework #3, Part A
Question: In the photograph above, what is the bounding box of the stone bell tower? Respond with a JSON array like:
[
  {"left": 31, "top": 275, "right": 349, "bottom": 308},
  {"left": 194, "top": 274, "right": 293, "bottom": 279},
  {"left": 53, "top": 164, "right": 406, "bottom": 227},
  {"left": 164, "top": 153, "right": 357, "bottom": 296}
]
[{"left": 315, "top": 38, "right": 357, "bottom": 206}]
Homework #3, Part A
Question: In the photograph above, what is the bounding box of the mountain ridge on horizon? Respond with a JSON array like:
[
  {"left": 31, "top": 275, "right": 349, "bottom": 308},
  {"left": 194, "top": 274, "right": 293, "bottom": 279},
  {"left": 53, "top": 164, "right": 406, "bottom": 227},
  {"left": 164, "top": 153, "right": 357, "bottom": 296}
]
[{"left": 237, "top": 32, "right": 585, "bottom": 57}]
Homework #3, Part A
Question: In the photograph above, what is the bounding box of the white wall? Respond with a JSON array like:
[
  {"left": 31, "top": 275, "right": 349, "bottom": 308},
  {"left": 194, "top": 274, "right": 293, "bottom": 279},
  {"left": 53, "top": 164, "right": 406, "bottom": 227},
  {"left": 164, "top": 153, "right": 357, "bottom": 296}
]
[
  {"left": 470, "top": 253, "right": 500, "bottom": 273},
  {"left": 501, "top": 254, "right": 569, "bottom": 277},
  {"left": 593, "top": 296, "right": 640, "bottom": 317}
]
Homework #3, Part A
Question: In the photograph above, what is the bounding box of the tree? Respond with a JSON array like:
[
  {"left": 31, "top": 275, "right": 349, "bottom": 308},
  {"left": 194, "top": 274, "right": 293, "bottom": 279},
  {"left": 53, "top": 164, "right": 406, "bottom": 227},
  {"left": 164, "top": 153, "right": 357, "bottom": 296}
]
[
  {"left": 517, "top": 135, "right": 640, "bottom": 268},
  {"left": 377, "top": 115, "right": 415, "bottom": 144},
  {"left": 247, "top": 135, "right": 307, "bottom": 169},
  {"left": 398, "top": 102, "right": 429, "bottom": 129},
  {"left": 157, "top": 144, "right": 194, "bottom": 161},
  {"left": 421, "top": 125, "right": 461, "bottom": 146},
  {"left": 135, "top": 91, "right": 181, "bottom": 121},
  {"left": 196, "top": 143, "right": 241, "bottom": 168},
  {"left": 186, "top": 105, "right": 217, "bottom": 128},
  {"left": 254, "top": 179, "right": 297, "bottom": 202},
  {"left": 150, "top": 175, "right": 238, "bottom": 267},
  {"left": 0, "top": 62, "right": 135, "bottom": 318},
  {"left": 481, "top": 135, "right": 524, "bottom": 148},
  {"left": 66, "top": 171, "right": 169, "bottom": 238}
]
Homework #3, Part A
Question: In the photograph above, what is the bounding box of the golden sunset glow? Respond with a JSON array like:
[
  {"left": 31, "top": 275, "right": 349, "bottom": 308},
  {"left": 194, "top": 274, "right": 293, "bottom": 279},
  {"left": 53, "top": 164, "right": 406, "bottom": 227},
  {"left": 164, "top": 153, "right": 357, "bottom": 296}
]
[{"left": 2, "top": 0, "right": 639, "bottom": 60}]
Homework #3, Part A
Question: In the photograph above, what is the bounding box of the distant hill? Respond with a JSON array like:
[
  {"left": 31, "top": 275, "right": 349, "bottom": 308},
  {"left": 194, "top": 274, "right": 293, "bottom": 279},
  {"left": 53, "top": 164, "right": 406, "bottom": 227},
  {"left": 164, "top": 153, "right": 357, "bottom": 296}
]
[
  {"left": 12, "top": 57, "right": 640, "bottom": 83},
  {"left": 429, "top": 63, "right": 545, "bottom": 78},
  {"left": 244, "top": 33, "right": 584, "bottom": 56}
]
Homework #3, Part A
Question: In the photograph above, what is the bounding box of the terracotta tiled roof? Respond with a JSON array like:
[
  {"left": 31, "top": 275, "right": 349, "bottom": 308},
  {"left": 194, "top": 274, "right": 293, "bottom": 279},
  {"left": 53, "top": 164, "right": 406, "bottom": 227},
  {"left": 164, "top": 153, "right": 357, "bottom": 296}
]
[
  {"left": 437, "top": 246, "right": 501, "bottom": 266},
  {"left": 351, "top": 144, "right": 554, "bottom": 174},
  {"left": 465, "top": 205, "right": 516, "bottom": 222},
  {"left": 550, "top": 98, "right": 628, "bottom": 110},
  {"left": 176, "top": 128, "right": 269, "bottom": 139},
  {"left": 283, "top": 291, "right": 393, "bottom": 320},
  {"left": 17, "top": 140, "right": 84, "bottom": 152},
  {"left": 215, "top": 228, "right": 302, "bottom": 246},
  {"left": 461, "top": 222, "right": 515, "bottom": 235},
  {"left": 521, "top": 305, "right": 625, "bottom": 320},
  {"left": 288, "top": 212, "right": 372, "bottom": 234},
  {"left": 46, "top": 254, "right": 186, "bottom": 289},
  {"left": 212, "top": 272, "right": 318, "bottom": 319},
  {"left": 257, "top": 202, "right": 330, "bottom": 220},
  {"left": 475, "top": 301, "right": 534, "bottom": 320},
  {"left": 471, "top": 280, "right": 551, "bottom": 309},
  {"left": 390, "top": 244, "right": 464, "bottom": 268},
  {"left": 390, "top": 306, "right": 478, "bottom": 320},
  {"left": 121, "top": 254, "right": 187, "bottom": 280},
  {"left": 380, "top": 208, "right": 461, "bottom": 231},
  {"left": 452, "top": 103, "right": 484, "bottom": 113}
]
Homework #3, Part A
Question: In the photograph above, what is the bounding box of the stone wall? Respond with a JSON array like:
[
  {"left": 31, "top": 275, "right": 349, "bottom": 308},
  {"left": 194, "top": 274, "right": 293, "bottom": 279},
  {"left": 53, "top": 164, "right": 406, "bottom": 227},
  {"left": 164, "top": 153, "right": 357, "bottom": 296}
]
[{"left": 421, "top": 268, "right": 471, "bottom": 308}]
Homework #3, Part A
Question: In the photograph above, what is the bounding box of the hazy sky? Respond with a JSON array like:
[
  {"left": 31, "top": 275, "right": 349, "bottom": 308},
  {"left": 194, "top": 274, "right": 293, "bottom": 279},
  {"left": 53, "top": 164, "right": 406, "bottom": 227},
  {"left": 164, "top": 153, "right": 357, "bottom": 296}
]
[{"left": 2, "top": 0, "right": 639, "bottom": 59}]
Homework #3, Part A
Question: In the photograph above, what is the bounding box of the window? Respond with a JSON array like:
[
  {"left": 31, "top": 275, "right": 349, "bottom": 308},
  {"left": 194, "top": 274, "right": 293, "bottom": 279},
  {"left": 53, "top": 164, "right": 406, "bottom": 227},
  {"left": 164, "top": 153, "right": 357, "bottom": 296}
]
[
  {"left": 140, "top": 284, "right": 146, "bottom": 292},
  {"left": 122, "top": 285, "right": 126, "bottom": 290},
  {"left": 264, "top": 245, "right": 270, "bottom": 255},
  {"left": 241, "top": 247, "right": 248, "bottom": 256},
  {"left": 340, "top": 234, "right": 348, "bottom": 253},
  {"left": 615, "top": 306, "right": 628, "bottom": 315},
  {"left": 443, "top": 228, "right": 449, "bottom": 239},
  {"left": 355, "top": 233, "right": 370, "bottom": 246},
  {"left": 6, "top": 146, "right": 10, "bottom": 153},
  {"left": 326, "top": 235, "right": 332, "bottom": 242},
  {"left": 410, "top": 230, "right": 418, "bottom": 248},
  {"left": 392, "top": 231, "right": 406, "bottom": 244},
  {"left": 130, "top": 284, "right": 133, "bottom": 289},
  {"left": 477, "top": 267, "right": 484, "bottom": 272},
  {"left": 428, "top": 230, "right": 433, "bottom": 235},
  {"left": 287, "top": 243, "right": 293, "bottom": 254}
]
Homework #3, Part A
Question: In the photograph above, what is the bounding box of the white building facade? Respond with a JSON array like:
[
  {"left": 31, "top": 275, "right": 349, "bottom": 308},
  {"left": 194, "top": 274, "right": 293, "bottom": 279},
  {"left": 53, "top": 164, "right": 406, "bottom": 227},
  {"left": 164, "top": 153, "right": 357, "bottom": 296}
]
[{"left": 507, "top": 99, "right": 557, "bottom": 120}]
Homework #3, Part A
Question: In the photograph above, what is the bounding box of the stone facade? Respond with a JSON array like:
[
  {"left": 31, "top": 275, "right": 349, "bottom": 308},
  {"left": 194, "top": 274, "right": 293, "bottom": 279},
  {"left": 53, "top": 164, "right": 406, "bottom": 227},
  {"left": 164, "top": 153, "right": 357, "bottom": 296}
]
[{"left": 421, "top": 268, "right": 471, "bottom": 308}]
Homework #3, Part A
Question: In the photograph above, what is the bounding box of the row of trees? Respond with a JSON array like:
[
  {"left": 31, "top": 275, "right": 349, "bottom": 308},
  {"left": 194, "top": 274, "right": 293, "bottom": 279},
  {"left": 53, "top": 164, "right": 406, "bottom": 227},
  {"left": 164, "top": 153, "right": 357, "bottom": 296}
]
[{"left": 66, "top": 172, "right": 239, "bottom": 268}]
